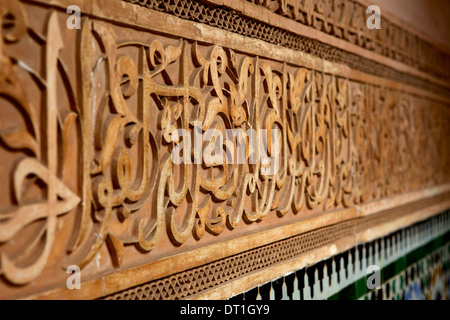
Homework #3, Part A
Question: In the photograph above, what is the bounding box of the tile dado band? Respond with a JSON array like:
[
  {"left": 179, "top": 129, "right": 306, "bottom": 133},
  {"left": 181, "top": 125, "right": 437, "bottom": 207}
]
[{"left": 0, "top": 0, "right": 448, "bottom": 298}]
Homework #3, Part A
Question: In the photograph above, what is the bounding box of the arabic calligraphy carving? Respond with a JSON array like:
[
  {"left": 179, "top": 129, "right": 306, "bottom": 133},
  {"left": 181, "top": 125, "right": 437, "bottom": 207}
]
[{"left": 0, "top": 0, "right": 448, "bottom": 288}]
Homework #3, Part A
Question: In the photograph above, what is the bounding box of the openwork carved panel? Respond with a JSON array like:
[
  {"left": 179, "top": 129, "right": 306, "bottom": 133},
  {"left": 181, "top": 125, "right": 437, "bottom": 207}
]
[{"left": 0, "top": 0, "right": 448, "bottom": 299}]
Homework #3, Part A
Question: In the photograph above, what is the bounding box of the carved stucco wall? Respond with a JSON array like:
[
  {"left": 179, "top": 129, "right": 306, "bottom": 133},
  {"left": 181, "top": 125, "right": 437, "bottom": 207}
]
[{"left": 0, "top": 0, "right": 449, "bottom": 299}]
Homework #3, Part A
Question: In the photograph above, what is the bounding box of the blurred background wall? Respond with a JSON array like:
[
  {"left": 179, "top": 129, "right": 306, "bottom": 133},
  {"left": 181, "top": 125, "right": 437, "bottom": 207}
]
[{"left": 371, "top": 0, "right": 450, "bottom": 48}]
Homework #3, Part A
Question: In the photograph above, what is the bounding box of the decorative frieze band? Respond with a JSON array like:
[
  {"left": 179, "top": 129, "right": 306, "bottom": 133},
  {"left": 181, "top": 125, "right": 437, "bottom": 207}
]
[
  {"left": 246, "top": 0, "right": 450, "bottom": 80},
  {"left": 102, "top": 200, "right": 450, "bottom": 300},
  {"left": 124, "top": 0, "right": 450, "bottom": 94},
  {"left": 232, "top": 210, "right": 450, "bottom": 301},
  {"left": 0, "top": 0, "right": 448, "bottom": 299}
]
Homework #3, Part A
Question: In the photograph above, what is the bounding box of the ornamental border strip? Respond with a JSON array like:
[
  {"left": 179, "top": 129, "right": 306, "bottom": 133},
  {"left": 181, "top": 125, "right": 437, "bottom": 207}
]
[
  {"left": 101, "top": 193, "right": 450, "bottom": 300},
  {"left": 231, "top": 214, "right": 449, "bottom": 300},
  {"left": 123, "top": 0, "right": 450, "bottom": 98},
  {"left": 244, "top": 0, "right": 450, "bottom": 80}
]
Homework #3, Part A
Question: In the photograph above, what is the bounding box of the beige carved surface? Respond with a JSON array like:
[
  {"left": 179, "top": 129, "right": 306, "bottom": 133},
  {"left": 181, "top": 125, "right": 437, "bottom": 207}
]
[{"left": 0, "top": 0, "right": 449, "bottom": 299}]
